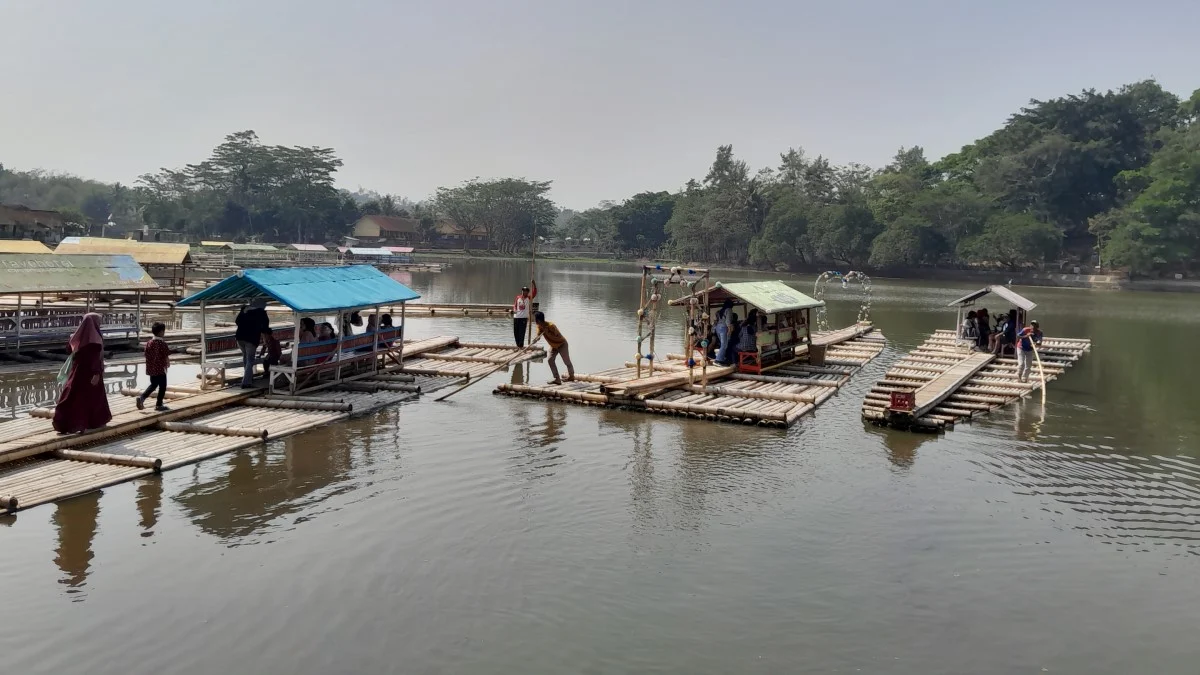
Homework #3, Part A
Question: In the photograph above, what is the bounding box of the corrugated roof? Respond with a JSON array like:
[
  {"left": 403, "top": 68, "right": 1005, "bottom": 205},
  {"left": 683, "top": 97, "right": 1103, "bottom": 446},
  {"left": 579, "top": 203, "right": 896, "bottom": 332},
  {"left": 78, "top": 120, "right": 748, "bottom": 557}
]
[
  {"left": 0, "top": 240, "right": 53, "bottom": 254},
  {"left": 948, "top": 285, "right": 1037, "bottom": 311},
  {"left": 382, "top": 246, "right": 415, "bottom": 253},
  {"left": 290, "top": 243, "right": 328, "bottom": 251},
  {"left": 0, "top": 254, "right": 159, "bottom": 294},
  {"left": 223, "top": 242, "right": 278, "bottom": 251},
  {"left": 346, "top": 247, "right": 393, "bottom": 256},
  {"left": 54, "top": 237, "right": 192, "bottom": 265},
  {"left": 200, "top": 240, "right": 232, "bottom": 247},
  {"left": 671, "top": 280, "right": 823, "bottom": 313},
  {"left": 716, "top": 281, "right": 824, "bottom": 313},
  {"left": 176, "top": 265, "right": 420, "bottom": 311}
]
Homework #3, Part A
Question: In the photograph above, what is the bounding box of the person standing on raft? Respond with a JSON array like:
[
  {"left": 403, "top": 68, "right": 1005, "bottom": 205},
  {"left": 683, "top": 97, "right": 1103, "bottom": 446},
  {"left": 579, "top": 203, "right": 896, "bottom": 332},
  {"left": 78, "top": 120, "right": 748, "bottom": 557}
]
[
  {"left": 533, "top": 311, "right": 574, "bottom": 384},
  {"left": 53, "top": 313, "right": 112, "bottom": 434},
  {"left": 512, "top": 280, "right": 537, "bottom": 348}
]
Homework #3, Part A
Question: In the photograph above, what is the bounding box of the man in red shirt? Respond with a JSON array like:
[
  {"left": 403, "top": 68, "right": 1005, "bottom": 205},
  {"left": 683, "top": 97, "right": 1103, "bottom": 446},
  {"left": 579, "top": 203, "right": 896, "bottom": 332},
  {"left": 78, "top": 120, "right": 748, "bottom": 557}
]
[
  {"left": 137, "top": 322, "right": 171, "bottom": 411},
  {"left": 512, "top": 279, "right": 537, "bottom": 348}
]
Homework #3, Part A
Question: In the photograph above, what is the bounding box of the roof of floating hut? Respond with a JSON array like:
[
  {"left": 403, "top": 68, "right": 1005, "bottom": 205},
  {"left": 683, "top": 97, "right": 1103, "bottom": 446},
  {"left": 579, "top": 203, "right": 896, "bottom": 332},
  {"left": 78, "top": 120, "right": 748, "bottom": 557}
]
[
  {"left": 176, "top": 265, "right": 420, "bottom": 312},
  {"left": 0, "top": 254, "right": 159, "bottom": 294},
  {"left": 290, "top": 243, "right": 328, "bottom": 252},
  {"left": 382, "top": 246, "right": 414, "bottom": 253},
  {"left": 948, "top": 285, "right": 1037, "bottom": 311},
  {"left": 54, "top": 237, "right": 192, "bottom": 265},
  {"left": 670, "top": 280, "right": 823, "bottom": 314},
  {"left": 345, "top": 247, "right": 394, "bottom": 256},
  {"left": 221, "top": 242, "right": 279, "bottom": 252},
  {"left": 0, "top": 240, "right": 53, "bottom": 254},
  {"left": 199, "top": 240, "right": 232, "bottom": 247}
]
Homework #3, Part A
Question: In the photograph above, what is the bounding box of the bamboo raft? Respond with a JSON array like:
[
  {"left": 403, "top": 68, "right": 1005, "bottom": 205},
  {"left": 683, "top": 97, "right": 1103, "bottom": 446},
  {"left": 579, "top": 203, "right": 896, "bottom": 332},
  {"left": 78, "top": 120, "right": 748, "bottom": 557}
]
[
  {"left": 495, "top": 325, "right": 886, "bottom": 428},
  {"left": 861, "top": 329, "right": 1092, "bottom": 432},
  {"left": 0, "top": 336, "right": 546, "bottom": 512}
]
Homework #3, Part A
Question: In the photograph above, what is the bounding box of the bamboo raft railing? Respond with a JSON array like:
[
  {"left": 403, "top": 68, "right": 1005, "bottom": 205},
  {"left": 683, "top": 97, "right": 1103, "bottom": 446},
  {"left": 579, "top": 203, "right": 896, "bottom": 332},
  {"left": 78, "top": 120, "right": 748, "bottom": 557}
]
[
  {"left": 861, "top": 329, "right": 1092, "bottom": 432},
  {"left": 0, "top": 335, "right": 546, "bottom": 512},
  {"left": 495, "top": 326, "right": 886, "bottom": 428}
]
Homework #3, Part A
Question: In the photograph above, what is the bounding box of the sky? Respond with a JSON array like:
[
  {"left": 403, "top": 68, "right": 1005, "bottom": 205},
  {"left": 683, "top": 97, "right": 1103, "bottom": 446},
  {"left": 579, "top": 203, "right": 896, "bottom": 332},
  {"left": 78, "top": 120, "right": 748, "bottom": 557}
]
[{"left": 2, "top": 0, "right": 1197, "bottom": 209}]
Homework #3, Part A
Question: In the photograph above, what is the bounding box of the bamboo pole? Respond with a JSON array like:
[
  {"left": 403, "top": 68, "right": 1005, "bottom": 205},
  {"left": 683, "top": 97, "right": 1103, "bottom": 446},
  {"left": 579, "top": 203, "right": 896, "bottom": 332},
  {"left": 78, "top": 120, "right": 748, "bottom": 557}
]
[
  {"left": 370, "top": 374, "right": 416, "bottom": 383},
  {"left": 244, "top": 398, "right": 353, "bottom": 412},
  {"left": 158, "top": 421, "right": 269, "bottom": 439},
  {"left": 263, "top": 394, "right": 345, "bottom": 403},
  {"left": 119, "top": 387, "right": 188, "bottom": 400},
  {"left": 397, "top": 367, "right": 470, "bottom": 378},
  {"left": 1, "top": 494, "right": 17, "bottom": 512},
  {"left": 53, "top": 448, "right": 162, "bottom": 471}
]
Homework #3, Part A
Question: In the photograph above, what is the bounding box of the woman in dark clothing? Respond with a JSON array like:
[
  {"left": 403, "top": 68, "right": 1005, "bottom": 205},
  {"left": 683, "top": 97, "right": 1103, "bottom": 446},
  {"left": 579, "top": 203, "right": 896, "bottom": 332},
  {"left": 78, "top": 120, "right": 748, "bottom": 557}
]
[
  {"left": 975, "top": 308, "right": 990, "bottom": 349},
  {"left": 53, "top": 313, "right": 112, "bottom": 434}
]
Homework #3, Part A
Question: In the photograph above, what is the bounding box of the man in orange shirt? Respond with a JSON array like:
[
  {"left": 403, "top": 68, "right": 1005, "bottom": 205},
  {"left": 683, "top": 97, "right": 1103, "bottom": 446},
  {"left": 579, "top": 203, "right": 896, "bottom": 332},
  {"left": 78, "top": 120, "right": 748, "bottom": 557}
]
[{"left": 534, "top": 311, "right": 574, "bottom": 385}]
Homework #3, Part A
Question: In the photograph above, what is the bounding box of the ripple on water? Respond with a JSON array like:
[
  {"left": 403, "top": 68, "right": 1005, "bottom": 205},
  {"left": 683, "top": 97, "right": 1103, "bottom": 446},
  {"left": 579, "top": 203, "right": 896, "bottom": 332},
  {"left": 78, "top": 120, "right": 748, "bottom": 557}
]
[{"left": 971, "top": 436, "right": 1200, "bottom": 555}]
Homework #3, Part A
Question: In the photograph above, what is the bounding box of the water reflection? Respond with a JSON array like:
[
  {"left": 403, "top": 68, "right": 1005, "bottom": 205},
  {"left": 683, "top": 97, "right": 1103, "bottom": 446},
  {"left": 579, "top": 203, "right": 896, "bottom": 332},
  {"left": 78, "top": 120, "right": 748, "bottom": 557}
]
[
  {"left": 507, "top": 396, "right": 568, "bottom": 480},
  {"left": 52, "top": 493, "right": 100, "bottom": 597},
  {"left": 136, "top": 477, "right": 163, "bottom": 537},
  {"left": 173, "top": 424, "right": 362, "bottom": 543}
]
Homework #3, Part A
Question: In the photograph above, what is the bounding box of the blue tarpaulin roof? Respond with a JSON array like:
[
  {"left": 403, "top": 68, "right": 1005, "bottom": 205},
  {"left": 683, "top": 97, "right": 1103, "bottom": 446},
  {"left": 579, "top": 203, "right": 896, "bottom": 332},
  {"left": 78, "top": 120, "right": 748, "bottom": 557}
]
[{"left": 176, "top": 265, "right": 420, "bottom": 311}]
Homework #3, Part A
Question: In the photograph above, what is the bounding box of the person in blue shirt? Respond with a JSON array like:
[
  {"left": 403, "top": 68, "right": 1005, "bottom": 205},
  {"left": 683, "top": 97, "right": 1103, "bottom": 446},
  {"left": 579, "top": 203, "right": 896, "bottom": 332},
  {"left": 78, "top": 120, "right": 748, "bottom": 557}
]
[{"left": 1016, "top": 320, "right": 1039, "bottom": 382}]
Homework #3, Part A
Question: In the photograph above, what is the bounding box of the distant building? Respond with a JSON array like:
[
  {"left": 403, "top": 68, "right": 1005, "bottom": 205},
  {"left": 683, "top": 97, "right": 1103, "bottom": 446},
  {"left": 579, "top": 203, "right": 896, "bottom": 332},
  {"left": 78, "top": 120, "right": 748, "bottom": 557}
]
[
  {"left": 434, "top": 220, "right": 486, "bottom": 248},
  {"left": 351, "top": 215, "right": 419, "bottom": 245},
  {"left": 0, "top": 204, "right": 67, "bottom": 243}
]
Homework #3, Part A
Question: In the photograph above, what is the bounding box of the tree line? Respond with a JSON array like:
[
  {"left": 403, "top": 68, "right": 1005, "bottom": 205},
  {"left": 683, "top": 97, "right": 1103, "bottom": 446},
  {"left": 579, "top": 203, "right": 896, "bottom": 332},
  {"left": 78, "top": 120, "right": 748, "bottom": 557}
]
[
  {"left": 564, "top": 80, "right": 1200, "bottom": 275},
  {"left": 2, "top": 79, "right": 1196, "bottom": 274}
]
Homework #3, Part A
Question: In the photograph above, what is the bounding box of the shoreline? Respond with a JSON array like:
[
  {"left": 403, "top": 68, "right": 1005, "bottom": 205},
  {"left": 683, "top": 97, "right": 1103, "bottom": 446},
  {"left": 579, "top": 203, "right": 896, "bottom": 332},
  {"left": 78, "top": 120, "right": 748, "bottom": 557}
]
[{"left": 412, "top": 250, "right": 1198, "bottom": 293}]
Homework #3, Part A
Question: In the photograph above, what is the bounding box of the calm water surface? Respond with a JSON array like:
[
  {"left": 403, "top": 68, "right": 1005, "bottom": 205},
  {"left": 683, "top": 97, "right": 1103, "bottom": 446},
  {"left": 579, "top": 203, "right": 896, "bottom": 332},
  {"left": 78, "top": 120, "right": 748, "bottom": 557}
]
[{"left": 2, "top": 259, "right": 1199, "bottom": 674}]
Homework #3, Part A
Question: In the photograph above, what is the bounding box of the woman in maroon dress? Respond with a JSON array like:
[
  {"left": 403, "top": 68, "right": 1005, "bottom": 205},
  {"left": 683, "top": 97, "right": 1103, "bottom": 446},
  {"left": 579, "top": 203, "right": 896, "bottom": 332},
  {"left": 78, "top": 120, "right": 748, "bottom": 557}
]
[{"left": 53, "top": 313, "right": 112, "bottom": 434}]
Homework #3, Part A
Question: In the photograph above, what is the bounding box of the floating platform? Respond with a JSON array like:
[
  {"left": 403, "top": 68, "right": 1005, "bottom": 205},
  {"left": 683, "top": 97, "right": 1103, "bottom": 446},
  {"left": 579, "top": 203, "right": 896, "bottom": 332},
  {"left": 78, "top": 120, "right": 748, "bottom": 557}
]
[
  {"left": 0, "top": 336, "right": 543, "bottom": 512},
  {"left": 494, "top": 325, "right": 886, "bottom": 428},
  {"left": 861, "top": 329, "right": 1091, "bottom": 432}
]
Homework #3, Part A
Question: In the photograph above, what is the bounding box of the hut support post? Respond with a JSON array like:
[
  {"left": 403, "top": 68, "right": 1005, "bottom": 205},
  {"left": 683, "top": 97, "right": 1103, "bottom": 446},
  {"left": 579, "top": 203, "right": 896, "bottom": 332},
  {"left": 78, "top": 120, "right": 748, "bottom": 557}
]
[
  {"left": 136, "top": 291, "right": 142, "bottom": 347},
  {"left": 199, "top": 300, "right": 210, "bottom": 389},
  {"left": 399, "top": 302, "right": 406, "bottom": 361},
  {"left": 335, "top": 310, "right": 345, "bottom": 382},
  {"left": 15, "top": 294, "right": 21, "bottom": 352},
  {"left": 288, "top": 310, "right": 301, "bottom": 395},
  {"left": 371, "top": 304, "right": 380, "bottom": 375}
]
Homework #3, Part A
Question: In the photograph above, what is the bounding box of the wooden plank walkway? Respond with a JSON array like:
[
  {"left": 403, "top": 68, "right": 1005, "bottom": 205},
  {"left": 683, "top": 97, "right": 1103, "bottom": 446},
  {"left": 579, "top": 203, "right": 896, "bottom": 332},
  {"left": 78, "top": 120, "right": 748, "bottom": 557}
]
[
  {"left": 862, "top": 330, "right": 1091, "bottom": 432},
  {"left": 909, "top": 352, "right": 996, "bottom": 418}
]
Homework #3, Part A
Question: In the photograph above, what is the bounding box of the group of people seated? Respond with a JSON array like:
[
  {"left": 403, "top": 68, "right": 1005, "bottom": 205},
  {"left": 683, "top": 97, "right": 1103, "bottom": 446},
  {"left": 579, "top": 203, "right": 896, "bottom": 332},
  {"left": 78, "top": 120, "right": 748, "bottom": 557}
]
[
  {"left": 958, "top": 307, "right": 1045, "bottom": 381},
  {"left": 296, "top": 312, "right": 398, "bottom": 365},
  {"left": 708, "top": 300, "right": 763, "bottom": 367}
]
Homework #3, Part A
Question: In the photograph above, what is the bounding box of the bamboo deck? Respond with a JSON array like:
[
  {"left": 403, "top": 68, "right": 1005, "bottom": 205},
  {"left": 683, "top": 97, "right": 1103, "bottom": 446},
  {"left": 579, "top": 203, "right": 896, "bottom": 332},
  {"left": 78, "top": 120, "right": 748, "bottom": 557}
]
[
  {"left": 862, "top": 329, "right": 1092, "bottom": 432},
  {"left": 494, "top": 325, "right": 886, "bottom": 428},
  {"left": 0, "top": 336, "right": 545, "bottom": 512}
]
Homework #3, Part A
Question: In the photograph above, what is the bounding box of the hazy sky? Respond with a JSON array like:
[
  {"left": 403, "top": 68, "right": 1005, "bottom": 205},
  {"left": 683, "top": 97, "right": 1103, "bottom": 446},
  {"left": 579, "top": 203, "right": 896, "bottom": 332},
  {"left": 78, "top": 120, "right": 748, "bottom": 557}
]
[{"left": 3, "top": 0, "right": 1196, "bottom": 208}]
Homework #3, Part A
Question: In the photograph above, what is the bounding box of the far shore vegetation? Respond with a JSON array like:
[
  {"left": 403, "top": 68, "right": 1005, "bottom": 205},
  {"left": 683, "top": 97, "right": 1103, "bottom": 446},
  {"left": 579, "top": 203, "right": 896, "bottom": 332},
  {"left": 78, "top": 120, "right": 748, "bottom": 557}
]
[{"left": 3, "top": 80, "right": 1198, "bottom": 278}]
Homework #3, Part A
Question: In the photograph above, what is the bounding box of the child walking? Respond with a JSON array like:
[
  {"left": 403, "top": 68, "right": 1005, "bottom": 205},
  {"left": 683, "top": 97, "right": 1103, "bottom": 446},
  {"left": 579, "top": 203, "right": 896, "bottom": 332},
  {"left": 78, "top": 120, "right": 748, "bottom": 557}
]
[
  {"left": 533, "top": 311, "right": 574, "bottom": 385},
  {"left": 137, "top": 322, "right": 171, "bottom": 411}
]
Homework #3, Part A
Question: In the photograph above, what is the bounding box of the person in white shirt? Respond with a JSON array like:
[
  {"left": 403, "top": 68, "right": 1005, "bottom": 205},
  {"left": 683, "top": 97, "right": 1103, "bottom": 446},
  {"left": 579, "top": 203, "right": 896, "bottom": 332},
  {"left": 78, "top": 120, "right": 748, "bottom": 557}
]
[{"left": 512, "top": 279, "right": 537, "bottom": 348}]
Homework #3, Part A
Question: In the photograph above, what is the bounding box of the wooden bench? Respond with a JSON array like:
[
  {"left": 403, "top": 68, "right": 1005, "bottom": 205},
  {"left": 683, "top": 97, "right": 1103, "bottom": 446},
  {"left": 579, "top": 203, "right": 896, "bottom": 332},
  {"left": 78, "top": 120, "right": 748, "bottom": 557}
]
[{"left": 273, "top": 327, "right": 403, "bottom": 394}]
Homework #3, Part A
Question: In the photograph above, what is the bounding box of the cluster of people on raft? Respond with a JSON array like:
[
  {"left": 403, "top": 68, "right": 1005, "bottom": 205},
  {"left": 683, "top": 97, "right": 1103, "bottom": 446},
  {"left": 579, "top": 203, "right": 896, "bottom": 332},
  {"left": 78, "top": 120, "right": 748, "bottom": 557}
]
[
  {"left": 958, "top": 307, "right": 1044, "bottom": 382},
  {"left": 709, "top": 299, "right": 772, "bottom": 367},
  {"left": 233, "top": 300, "right": 399, "bottom": 389}
]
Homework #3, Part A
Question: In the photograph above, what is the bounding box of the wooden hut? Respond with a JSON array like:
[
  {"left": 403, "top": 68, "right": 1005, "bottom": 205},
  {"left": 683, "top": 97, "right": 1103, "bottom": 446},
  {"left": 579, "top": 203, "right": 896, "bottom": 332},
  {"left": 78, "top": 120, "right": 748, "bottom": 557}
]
[
  {"left": 0, "top": 254, "right": 158, "bottom": 353},
  {"left": 176, "top": 265, "right": 421, "bottom": 395},
  {"left": 53, "top": 237, "right": 192, "bottom": 296},
  {"left": 671, "top": 280, "right": 824, "bottom": 373}
]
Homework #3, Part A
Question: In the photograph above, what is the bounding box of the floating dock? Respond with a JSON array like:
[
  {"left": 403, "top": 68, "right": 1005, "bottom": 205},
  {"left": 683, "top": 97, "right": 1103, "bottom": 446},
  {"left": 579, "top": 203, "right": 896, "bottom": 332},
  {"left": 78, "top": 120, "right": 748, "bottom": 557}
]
[
  {"left": 861, "top": 329, "right": 1091, "bottom": 431},
  {"left": 0, "top": 336, "right": 542, "bottom": 512},
  {"left": 495, "top": 324, "right": 885, "bottom": 428}
]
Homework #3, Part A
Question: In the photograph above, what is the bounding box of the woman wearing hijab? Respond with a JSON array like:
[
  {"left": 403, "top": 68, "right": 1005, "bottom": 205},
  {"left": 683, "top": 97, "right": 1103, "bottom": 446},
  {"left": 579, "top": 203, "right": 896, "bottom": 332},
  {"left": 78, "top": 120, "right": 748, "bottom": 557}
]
[{"left": 53, "top": 313, "right": 112, "bottom": 434}]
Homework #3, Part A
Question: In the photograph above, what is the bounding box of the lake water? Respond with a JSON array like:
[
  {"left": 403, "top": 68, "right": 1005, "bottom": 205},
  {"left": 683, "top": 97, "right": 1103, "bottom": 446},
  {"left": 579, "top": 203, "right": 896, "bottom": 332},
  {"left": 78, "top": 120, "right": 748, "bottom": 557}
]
[{"left": 2, "top": 259, "right": 1199, "bottom": 674}]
